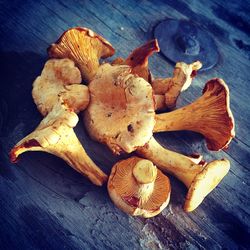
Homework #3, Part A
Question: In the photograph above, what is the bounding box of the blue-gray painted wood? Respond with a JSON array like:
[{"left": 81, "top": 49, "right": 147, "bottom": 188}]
[{"left": 0, "top": 0, "right": 249, "bottom": 249}]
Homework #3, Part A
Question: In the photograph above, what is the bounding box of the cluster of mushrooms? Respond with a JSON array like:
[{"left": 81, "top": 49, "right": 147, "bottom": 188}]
[{"left": 10, "top": 27, "right": 235, "bottom": 218}]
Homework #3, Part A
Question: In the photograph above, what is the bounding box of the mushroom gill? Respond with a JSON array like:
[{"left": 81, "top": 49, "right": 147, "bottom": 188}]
[
  {"left": 154, "top": 78, "right": 235, "bottom": 151},
  {"left": 48, "top": 27, "right": 115, "bottom": 83},
  {"left": 108, "top": 156, "right": 171, "bottom": 217}
]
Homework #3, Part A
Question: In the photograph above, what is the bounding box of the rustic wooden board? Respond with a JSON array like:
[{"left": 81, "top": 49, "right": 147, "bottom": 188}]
[{"left": 0, "top": 0, "right": 250, "bottom": 249}]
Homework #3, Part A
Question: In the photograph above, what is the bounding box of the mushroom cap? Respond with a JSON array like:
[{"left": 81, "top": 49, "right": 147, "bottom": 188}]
[
  {"left": 108, "top": 156, "right": 171, "bottom": 218},
  {"left": 201, "top": 78, "right": 235, "bottom": 150},
  {"left": 84, "top": 63, "right": 155, "bottom": 154},
  {"left": 184, "top": 159, "right": 230, "bottom": 212},
  {"left": 48, "top": 27, "right": 115, "bottom": 82},
  {"left": 112, "top": 40, "right": 159, "bottom": 82},
  {"left": 32, "top": 58, "right": 89, "bottom": 116},
  {"left": 125, "top": 39, "right": 160, "bottom": 82}
]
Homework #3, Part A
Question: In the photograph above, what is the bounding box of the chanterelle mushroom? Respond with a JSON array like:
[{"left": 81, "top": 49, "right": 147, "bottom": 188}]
[
  {"left": 84, "top": 63, "right": 155, "bottom": 154},
  {"left": 48, "top": 27, "right": 115, "bottom": 83},
  {"left": 10, "top": 102, "right": 107, "bottom": 186},
  {"left": 154, "top": 78, "right": 235, "bottom": 151},
  {"left": 152, "top": 61, "right": 202, "bottom": 109},
  {"left": 108, "top": 156, "right": 171, "bottom": 218},
  {"left": 33, "top": 58, "right": 89, "bottom": 116},
  {"left": 112, "top": 39, "right": 159, "bottom": 82},
  {"left": 137, "top": 137, "right": 230, "bottom": 212}
]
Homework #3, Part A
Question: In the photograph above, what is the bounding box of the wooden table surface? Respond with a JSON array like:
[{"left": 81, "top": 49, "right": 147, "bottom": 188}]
[{"left": 0, "top": 0, "right": 250, "bottom": 249}]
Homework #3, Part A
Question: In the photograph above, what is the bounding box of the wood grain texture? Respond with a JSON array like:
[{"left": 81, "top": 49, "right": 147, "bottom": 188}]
[{"left": 0, "top": 0, "right": 249, "bottom": 249}]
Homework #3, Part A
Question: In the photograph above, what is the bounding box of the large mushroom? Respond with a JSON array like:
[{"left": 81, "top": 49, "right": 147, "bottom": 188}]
[
  {"left": 108, "top": 156, "right": 171, "bottom": 217},
  {"left": 154, "top": 78, "right": 235, "bottom": 151},
  {"left": 48, "top": 27, "right": 115, "bottom": 83},
  {"left": 112, "top": 39, "right": 160, "bottom": 82},
  {"left": 137, "top": 137, "right": 230, "bottom": 212},
  {"left": 10, "top": 101, "right": 107, "bottom": 186},
  {"left": 32, "top": 58, "right": 89, "bottom": 116},
  {"left": 84, "top": 63, "right": 155, "bottom": 154},
  {"left": 152, "top": 61, "right": 202, "bottom": 109}
]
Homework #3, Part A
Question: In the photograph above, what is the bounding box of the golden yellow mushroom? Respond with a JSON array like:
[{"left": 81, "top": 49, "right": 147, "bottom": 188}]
[
  {"left": 48, "top": 27, "right": 115, "bottom": 83},
  {"left": 108, "top": 156, "right": 171, "bottom": 218}
]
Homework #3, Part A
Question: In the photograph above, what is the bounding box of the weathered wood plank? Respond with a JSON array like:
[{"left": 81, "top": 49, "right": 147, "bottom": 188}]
[{"left": 0, "top": 0, "right": 250, "bottom": 249}]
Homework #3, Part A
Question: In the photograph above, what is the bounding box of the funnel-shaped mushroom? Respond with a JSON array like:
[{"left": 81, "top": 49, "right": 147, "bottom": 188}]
[
  {"left": 137, "top": 137, "right": 230, "bottom": 212},
  {"left": 125, "top": 39, "right": 159, "bottom": 82},
  {"left": 152, "top": 61, "right": 202, "bottom": 109},
  {"left": 154, "top": 78, "right": 235, "bottom": 150},
  {"left": 112, "top": 40, "right": 159, "bottom": 82},
  {"left": 48, "top": 27, "right": 115, "bottom": 83},
  {"left": 10, "top": 102, "right": 107, "bottom": 186},
  {"left": 32, "top": 58, "right": 89, "bottom": 116},
  {"left": 84, "top": 63, "right": 155, "bottom": 154},
  {"left": 108, "top": 156, "right": 171, "bottom": 218}
]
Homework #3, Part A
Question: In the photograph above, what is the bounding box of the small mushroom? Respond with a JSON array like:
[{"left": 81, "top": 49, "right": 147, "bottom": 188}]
[
  {"left": 108, "top": 156, "right": 171, "bottom": 218},
  {"left": 125, "top": 39, "right": 159, "bottom": 82},
  {"left": 84, "top": 63, "right": 155, "bottom": 154},
  {"left": 154, "top": 78, "right": 235, "bottom": 151},
  {"left": 48, "top": 27, "right": 115, "bottom": 83},
  {"left": 112, "top": 39, "right": 159, "bottom": 82},
  {"left": 137, "top": 137, "right": 230, "bottom": 212},
  {"left": 10, "top": 102, "right": 107, "bottom": 186},
  {"left": 33, "top": 58, "right": 89, "bottom": 116},
  {"left": 152, "top": 61, "right": 202, "bottom": 109}
]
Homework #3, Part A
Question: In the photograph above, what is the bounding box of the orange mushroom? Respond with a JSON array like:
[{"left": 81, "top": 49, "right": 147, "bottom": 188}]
[
  {"left": 152, "top": 61, "right": 202, "bottom": 109},
  {"left": 137, "top": 137, "right": 230, "bottom": 212},
  {"left": 32, "top": 58, "right": 89, "bottom": 116},
  {"left": 112, "top": 39, "right": 159, "bottom": 82},
  {"left": 48, "top": 27, "right": 115, "bottom": 83},
  {"left": 10, "top": 102, "right": 107, "bottom": 186},
  {"left": 154, "top": 78, "right": 235, "bottom": 151},
  {"left": 108, "top": 156, "right": 171, "bottom": 217},
  {"left": 84, "top": 63, "right": 155, "bottom": 154}
]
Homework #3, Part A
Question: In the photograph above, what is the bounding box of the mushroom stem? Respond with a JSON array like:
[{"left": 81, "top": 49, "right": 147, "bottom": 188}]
[
  {"left": 10, "top": 103, "right": 107, "bottom": 186},
  {"left": 137, "top": 137, "right": 230, "bottom": 211},
  {"left": 152, "top": 61, "right": 202, "bottom": 109},
  {"left": 132, "top": 159, "right": 157, "bottom": 204},
  {"left": 154, "top": 78, "right": 235, "bottom": 151}
]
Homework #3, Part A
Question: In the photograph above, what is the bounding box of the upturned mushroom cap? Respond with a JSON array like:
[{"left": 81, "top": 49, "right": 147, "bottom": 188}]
[
  {"left": 48, "top": 27, "right": 115, "bottom": 83},
  {"left": 10, "top": 102, "right": 107, "bottom": 186},
  {"left": 184, "top": 159, "right": 230, "bottom": 212},
  {"left": 112, "top": 40, "right": 159, "bottom": 82},
  {"left": 108, "top": 156, "right": 171, "bottom": 218},
  {"left": 84, "top": 63, "right": 155, "bottom": 154},
  {"left": 154, "top": 78, "right": 235, "bottom": 151},
  {"left": 125, "top": 39, "right": 159, "bottom": 82},
  {"left": 32, "top": 58, "right": 89, "bottom": 116},
  {"left": 152, "top": 61, "right": 202, "bottom": 109}
]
